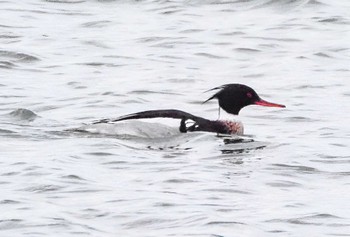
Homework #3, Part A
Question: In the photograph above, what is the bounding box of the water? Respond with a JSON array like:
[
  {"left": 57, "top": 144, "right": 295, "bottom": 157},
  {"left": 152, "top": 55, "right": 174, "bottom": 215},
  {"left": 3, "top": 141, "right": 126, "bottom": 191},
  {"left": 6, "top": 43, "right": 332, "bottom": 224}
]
[{"left": 1, "top": 0, "right": 349, "bottom": 236}]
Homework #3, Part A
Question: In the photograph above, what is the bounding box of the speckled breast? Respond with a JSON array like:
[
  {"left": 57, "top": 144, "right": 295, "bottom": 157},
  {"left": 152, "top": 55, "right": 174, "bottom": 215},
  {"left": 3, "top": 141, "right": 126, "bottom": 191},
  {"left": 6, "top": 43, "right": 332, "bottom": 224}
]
[{"left": 221, "top": 120, "right": 244, "bottom": 135}]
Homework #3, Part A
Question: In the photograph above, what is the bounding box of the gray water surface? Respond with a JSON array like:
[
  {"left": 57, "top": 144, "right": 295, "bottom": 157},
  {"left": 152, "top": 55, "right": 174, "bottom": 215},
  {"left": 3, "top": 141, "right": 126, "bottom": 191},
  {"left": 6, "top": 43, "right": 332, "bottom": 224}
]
[{"left": 1, "top": 0, "right": 349, "bottom": 236}]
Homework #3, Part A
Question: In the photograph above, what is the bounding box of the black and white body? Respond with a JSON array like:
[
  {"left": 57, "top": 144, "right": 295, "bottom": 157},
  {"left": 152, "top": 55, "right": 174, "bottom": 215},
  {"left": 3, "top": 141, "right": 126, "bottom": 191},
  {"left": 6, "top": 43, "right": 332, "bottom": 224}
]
[{"left": 92, "top": 84, "right": 285, "bottom": 135}]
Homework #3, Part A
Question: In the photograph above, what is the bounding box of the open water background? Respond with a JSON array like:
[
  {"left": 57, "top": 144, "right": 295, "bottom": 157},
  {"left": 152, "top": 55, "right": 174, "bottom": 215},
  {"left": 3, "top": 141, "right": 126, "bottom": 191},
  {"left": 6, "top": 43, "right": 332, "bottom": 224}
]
[{"left": 0, "top": 0, "right": 349, "bottom": 236}]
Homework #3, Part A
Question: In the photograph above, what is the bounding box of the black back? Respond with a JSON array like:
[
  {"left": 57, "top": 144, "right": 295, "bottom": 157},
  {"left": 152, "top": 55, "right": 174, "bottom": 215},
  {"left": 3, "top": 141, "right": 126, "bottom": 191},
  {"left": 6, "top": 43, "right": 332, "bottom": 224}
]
[
  {"left": 91, "top": 109, "right": 230, "bottom": 134},
  {"left": 92, "top": 109, "right": 206, "bottom": 124}
]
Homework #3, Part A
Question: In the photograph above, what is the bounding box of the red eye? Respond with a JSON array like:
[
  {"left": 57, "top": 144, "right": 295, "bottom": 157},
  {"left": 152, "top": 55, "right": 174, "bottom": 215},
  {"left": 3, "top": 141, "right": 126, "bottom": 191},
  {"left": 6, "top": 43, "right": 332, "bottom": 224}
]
[{"left": 247, "top": 92, "right": 252, "bottom": 98}]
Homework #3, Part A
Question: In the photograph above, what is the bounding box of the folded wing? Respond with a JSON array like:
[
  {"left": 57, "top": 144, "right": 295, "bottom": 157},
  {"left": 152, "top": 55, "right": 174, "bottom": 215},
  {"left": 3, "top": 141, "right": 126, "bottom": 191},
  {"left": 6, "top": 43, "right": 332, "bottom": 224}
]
[
  {"left": 92, "top": 109, "right": 234, "bottom": 134},
  {"left": 92, "top": 109, "right": 203, "bottom": 124}
]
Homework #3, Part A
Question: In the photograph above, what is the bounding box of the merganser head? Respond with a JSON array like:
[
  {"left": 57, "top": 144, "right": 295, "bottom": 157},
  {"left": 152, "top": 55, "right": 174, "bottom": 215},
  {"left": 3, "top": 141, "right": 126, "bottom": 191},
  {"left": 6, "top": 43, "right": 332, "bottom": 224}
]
[{"left": 204, "top": 84, "right": 285, "bottom": 115}]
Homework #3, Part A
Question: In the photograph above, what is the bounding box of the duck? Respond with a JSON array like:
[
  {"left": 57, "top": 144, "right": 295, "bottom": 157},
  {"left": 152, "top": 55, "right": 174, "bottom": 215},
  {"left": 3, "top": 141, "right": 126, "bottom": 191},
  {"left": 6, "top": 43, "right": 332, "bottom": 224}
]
[{"left": 92, "top": 84, "right": 285, "bottom": 135}]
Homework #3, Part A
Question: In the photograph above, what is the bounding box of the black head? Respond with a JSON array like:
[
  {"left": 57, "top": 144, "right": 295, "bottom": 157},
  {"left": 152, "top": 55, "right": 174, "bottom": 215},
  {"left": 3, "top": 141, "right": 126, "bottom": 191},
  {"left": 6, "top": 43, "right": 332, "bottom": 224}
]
[{"left": 203, "top": 84, "right": 285, "bottom": 115}]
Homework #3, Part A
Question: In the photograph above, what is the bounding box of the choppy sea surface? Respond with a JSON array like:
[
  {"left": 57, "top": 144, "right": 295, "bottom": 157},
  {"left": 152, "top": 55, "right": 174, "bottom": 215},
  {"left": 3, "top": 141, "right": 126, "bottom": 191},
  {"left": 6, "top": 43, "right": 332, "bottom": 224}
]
[{"left": 1, "top": 0, "right": 349, "bottom": 236}]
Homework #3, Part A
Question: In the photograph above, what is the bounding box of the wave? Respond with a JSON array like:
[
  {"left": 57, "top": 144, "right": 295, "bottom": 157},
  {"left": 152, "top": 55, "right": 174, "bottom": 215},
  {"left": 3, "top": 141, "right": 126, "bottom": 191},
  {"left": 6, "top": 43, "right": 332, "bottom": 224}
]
[{"left": 7, "top": 108, "right": 38, "bottom": 121}]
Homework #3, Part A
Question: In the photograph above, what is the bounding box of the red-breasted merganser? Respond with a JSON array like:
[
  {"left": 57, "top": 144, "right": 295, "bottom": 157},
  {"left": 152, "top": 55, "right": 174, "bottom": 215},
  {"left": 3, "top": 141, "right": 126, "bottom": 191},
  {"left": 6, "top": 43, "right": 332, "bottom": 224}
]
[{"left": 93, "top": 84, "right": 285, "bottom": 135}]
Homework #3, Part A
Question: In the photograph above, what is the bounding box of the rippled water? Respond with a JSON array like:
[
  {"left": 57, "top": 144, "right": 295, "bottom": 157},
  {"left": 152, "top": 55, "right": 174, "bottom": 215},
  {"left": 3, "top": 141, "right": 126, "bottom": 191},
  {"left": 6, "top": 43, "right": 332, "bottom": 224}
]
[{"left": 1, "top": 0, "right": 349, "bottom": 236}]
